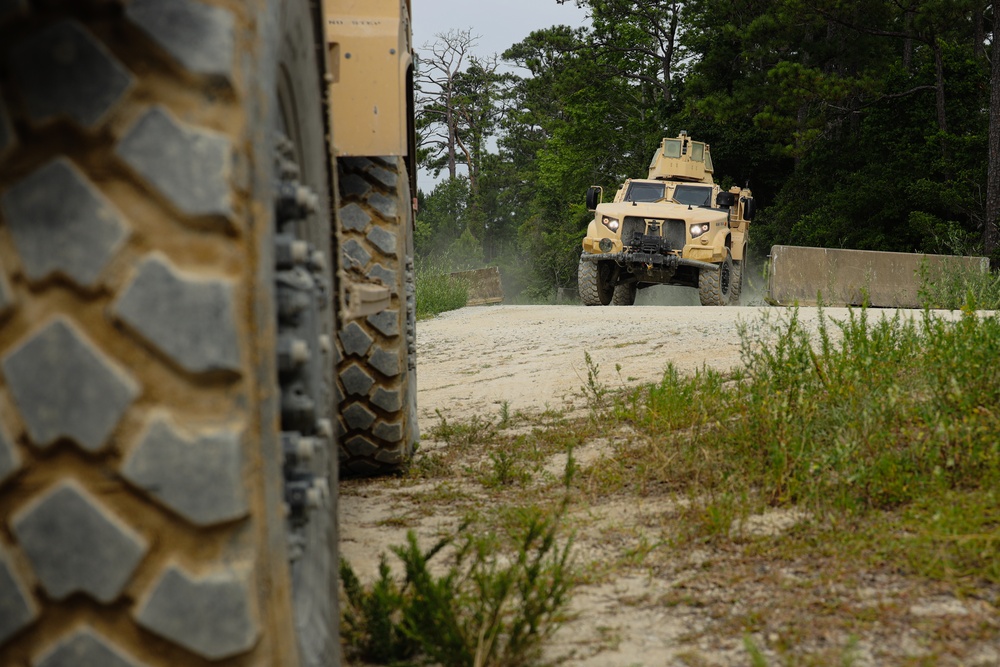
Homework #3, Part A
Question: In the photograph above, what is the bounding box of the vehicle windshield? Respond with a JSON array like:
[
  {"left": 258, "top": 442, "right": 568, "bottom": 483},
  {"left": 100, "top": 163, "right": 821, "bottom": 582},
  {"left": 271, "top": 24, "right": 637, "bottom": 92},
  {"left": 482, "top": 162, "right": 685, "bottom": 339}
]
[
  {"left": 624, "top": 182, "right": 666, "bottom": 202},
  {"left": 672, "top": 184, "right": 712, "bottom": 207}
]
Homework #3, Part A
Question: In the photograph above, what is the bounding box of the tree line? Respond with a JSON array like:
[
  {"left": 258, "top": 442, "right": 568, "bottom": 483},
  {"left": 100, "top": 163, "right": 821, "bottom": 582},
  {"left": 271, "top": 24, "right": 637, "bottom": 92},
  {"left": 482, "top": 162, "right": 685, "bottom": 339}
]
[{"left": 414, "top": 0, "right": 1000, "bottom": 300}]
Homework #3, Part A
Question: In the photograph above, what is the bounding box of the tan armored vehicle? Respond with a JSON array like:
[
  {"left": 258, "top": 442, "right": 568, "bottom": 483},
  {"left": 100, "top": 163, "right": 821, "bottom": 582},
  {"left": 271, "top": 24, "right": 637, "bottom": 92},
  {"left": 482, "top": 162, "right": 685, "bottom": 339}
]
[
  {"left": 579, "top": 132, "right": 756, "bottom": 306},
  {"left": 0, "top": 1, "right": 415, "bottom": 665}
]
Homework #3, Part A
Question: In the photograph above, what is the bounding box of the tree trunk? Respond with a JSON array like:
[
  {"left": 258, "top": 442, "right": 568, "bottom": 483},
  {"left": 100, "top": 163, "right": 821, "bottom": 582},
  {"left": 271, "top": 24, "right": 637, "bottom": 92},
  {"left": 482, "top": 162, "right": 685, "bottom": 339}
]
[
  {"left": 903, "top": 10, "right": 914, "bottom": 70},
  {"left": 934, "top": 38, "right": 948, "bottom": 157},
  {"left": 986, "top": 17, "right": 1000, "bottom": 264},
  {"left": 973, "top": 4, "right": 985, "bottom": 59},
  {"left": 661, "top": 5, "right": 678, "bottom": 104},
  {"left": 446, "top": 102, "right": 457, "bottom": 179}
]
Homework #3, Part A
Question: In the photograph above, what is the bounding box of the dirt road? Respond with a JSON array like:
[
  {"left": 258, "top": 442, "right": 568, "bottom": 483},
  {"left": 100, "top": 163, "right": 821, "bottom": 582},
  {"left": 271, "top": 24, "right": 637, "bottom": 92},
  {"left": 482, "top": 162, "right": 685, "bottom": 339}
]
[
  {"left": 416, "top": 304, "right": 758, "bottom": 423},
  {"left": 341, "top": 303, "right": 998, "bottom": 667}
]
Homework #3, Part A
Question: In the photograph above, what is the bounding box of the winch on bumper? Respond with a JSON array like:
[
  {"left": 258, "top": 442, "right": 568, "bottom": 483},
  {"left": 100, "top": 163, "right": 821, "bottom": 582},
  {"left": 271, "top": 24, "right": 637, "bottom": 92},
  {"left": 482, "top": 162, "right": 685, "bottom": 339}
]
[{"left": 580, "top": 232, "right": 718, "bottom": 272}]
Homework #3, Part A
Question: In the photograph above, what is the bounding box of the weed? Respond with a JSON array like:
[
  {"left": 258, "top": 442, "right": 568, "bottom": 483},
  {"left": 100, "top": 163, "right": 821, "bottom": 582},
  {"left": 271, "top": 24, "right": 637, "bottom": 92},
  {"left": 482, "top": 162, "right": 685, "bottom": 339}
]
[
  {"left": 620, "top": 532, "right": 663, "bottom": 566},
  {"left": 743, "top": 635, "right": 769, "bottom": 667},
  {"left": 341, "top": 555, "right": 419, "bottom": 664},
  {"left": 410, "top": 450, "right": 452, "bottom": 478},
  {"left": 576, "top": 305, "right": 1000, "bottom": 573},
  {"left": 582, "top": 351, "right": 611, "bottom": 411},
  {"left": 430, "top": 410, "right": 498, "bottom": 450},
  {"left": 498, "top": 400, "right": 511, "bottom": 429},
  {"left": 481, "top": 449, "right": 532, "bottom": 488},
  {"left": 341, "top": 461, "right": 578, "bottom": 667},
  {"left": 893, "top": 488, "right": 1000, "bottom": 586},
  {"left": 917, "top": 259, "right": 1000, "bottom": 310},
  {"left": 416, "top": 271, "right": 469, "bottom": 319}
]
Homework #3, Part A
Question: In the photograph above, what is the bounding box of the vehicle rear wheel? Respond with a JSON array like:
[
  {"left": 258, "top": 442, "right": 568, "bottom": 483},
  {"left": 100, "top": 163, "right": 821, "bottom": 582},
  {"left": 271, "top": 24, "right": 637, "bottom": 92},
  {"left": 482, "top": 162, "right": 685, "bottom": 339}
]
[
  {"left": 0, "top": 2, "right": 336, "bottom": 665},
  {"left": 612, "top": 281, "right": 637, "bottom": 306},
  {"left": 578, "top": 256, "right": 615, "bottom": 306},
  {"left": 729, "top": 259, "right": 744, "bottom": 305},
  {"left": 698, "top": 253, "right": 734, "bottom": 306},
  {"left": 335, "top": 156, "right": 418, "bottom": 476}
]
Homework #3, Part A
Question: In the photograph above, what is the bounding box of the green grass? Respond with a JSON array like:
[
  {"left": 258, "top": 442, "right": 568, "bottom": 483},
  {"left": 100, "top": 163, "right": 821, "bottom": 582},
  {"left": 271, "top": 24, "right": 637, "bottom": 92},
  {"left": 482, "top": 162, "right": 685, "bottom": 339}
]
[
  {"left": 580, "top": 306, "right": 1000, "bottom": 572},
  {"left": 918, "top": 260, "right": 1000, "bottom": 310},
  {"left": 416, "top": 271, "right": 469, "bottom": 319}
]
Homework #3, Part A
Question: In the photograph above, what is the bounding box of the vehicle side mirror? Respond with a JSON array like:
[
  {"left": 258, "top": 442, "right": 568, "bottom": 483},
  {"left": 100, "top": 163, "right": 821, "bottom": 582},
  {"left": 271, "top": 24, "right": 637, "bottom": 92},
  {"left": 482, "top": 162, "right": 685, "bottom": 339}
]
[
  {"left": 716, "top": 191, "right": 736, "bottom": 208},
  {"left": 743, "top": 197, "right": 757, "bottom": 221},
  {"left": 586, "top": 186, "right": 603, "bottom": 211}
]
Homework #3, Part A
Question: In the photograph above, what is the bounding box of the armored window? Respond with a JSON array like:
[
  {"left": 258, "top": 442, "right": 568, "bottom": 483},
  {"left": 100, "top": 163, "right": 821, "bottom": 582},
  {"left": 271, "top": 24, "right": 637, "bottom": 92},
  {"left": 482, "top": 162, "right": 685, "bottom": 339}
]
[
  {"left": 691, "top": 143, "right": 705, "bottom": 162},
  {"left": 663, "top": 139, "right": 682, "bottom": 158},
  {"left": 625, "top": 182, "right": 666, "bottom": 202},
  {"left": 673, "top": 184, "right": 712, "bottom": 207}
]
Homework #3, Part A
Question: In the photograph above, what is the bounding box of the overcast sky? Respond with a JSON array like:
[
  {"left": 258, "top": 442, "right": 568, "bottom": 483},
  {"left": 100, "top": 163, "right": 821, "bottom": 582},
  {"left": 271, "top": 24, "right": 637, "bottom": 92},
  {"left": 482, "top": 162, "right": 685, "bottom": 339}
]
[
  {"left": 412, "top": 0, "right": 590, "bottom": 65},
  {"left": 411, "top": 1, "right": 591, "bottom": 189}
]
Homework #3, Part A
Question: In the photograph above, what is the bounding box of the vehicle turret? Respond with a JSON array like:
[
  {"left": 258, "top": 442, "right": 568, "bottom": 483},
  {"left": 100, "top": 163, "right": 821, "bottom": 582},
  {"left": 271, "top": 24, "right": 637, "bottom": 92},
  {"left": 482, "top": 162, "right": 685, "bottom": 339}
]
[{"left": 647, "top": 131, "right": 714, "bottom": 183}]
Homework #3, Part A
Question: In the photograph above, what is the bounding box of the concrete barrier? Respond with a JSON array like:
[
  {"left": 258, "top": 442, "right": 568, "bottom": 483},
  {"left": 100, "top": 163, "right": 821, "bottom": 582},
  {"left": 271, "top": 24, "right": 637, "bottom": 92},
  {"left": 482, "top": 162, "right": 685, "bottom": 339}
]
[
  {"left": 449, "top": 266, "right": 504, "bottom": 306},
  {"left": 767, "top": 245, "right": 989, "bottom": 308}
]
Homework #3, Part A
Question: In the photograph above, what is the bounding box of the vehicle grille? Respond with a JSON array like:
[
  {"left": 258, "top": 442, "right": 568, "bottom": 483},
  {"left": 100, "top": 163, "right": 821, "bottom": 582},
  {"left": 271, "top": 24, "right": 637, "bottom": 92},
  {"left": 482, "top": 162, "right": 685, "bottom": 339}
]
[{"left": 623, "top": 217, "right": 686, "bottom": 251}]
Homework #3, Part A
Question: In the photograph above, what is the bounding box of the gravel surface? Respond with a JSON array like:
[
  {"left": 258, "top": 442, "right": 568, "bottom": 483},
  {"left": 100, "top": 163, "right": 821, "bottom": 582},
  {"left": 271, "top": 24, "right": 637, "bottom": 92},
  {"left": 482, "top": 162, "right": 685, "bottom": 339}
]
[{"left": 415, "top": 303, "right": 905, "bottom": 422}]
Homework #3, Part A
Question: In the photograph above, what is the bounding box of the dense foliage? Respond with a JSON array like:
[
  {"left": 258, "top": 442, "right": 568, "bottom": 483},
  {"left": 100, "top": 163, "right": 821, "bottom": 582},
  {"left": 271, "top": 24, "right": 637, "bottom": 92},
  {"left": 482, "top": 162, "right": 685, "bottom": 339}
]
[{"left": 415, "top": 0, "right": 1000, "bottom": 300}]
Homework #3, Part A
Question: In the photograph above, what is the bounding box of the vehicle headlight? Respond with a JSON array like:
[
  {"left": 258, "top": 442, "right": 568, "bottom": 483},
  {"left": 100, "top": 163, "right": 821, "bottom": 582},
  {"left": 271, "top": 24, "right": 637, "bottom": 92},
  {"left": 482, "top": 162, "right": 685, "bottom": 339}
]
[
  {"left": 689, "top": 223, "right": 711, "bottom": 238},
  {"left": 602, "top": 216, "right": 619, "bottom": 232}
]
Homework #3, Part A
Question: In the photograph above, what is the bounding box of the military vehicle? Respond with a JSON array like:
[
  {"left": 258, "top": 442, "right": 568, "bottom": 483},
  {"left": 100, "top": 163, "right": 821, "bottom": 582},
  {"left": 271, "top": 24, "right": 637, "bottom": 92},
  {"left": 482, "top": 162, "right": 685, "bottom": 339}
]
[
  {"left": 579, "top": 132, "right": 756, "bottom": 306},
  {"left": 0, "top": 1, "right": 415, "bottom": 665}
]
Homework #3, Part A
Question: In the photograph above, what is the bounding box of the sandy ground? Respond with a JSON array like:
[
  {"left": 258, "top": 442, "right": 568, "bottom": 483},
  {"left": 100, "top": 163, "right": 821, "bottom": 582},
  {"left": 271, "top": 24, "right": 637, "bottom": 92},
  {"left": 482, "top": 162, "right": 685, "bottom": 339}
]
[
  {"left": 415, "top": 304, "right": 744, "bottom": 422},
  {"left": 340, "top": 301, "right": 998, "bottom": 666}
]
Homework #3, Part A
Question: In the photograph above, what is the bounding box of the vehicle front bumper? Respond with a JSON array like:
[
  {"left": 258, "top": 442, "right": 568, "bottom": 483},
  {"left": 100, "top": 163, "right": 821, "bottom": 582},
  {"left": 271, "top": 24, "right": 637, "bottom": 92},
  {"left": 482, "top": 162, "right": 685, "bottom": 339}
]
[{"left": 579, "top": 251, "right": 718, "bottom": 272}]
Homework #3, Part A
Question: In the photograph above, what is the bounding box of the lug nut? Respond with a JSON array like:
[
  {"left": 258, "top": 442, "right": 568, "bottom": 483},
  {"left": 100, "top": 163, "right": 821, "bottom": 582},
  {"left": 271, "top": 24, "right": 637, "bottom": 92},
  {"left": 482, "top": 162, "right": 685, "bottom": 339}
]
[
  {"left": 278, "top": 336, "right": 310, "bottom": 372},
  {"left": 297, "top": 436, "right": 318, "bottom": 462},
  {"left": 275, "top": 234, "right": 309, "bottom": 267},
  {"left": 315, "top": 418, "right": 333, "bottom": 440},
  {"left": 282, "top": 432, "right": 318, "bottom": 464},
  {"left": 298, "top": 186, "right": 319, "bottom": 213},
  {"left": 309, "top": 250, "right": 326, "bottom": 272},
  {"left": 306, "top": 477, "right": 329, "bottom": 509}
]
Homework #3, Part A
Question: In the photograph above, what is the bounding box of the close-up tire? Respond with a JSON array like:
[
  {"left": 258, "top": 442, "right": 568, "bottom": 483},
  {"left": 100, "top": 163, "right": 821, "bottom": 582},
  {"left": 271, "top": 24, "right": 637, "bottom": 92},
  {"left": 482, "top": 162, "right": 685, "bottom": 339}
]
[{"left": 0, "top": 2, "right": 337, "bottom": 666}]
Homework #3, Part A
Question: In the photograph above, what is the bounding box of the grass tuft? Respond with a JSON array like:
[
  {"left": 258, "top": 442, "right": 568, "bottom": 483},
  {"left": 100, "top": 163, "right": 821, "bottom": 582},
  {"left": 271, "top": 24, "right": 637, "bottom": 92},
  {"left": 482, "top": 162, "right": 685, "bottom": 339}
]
[
  {"left": 341, "top": 460, "right": 577, "bottom": 667},
  {"left": 917, "top": 260, "right": 1000, "bottom": 311},
  {"left": 416, "top": 271, "right": 469, "bottom": 319}
]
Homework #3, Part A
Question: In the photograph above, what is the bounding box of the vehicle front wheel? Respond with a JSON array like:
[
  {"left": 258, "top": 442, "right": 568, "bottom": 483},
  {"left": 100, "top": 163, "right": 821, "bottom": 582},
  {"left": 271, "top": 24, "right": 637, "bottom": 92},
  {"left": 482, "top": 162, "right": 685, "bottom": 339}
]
[
  {"left": 578, "top": 256, "right": 615, "bottom": 306},
  {"left": 699, "top": 253, "right": 734, "bottom": 306}
]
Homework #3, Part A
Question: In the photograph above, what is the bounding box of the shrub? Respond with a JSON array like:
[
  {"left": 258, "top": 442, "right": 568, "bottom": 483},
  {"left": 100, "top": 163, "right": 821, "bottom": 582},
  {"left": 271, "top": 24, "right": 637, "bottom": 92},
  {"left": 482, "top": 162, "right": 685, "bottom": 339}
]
[
  {"left": 416, "top": 271, "right": 468, "bottom": 318},
  {"left": 341, "top": 463, "right": 576, "bottom": 666},
  {"left": 917, "top": 259, "right": 1000, "bottom": 310}
]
